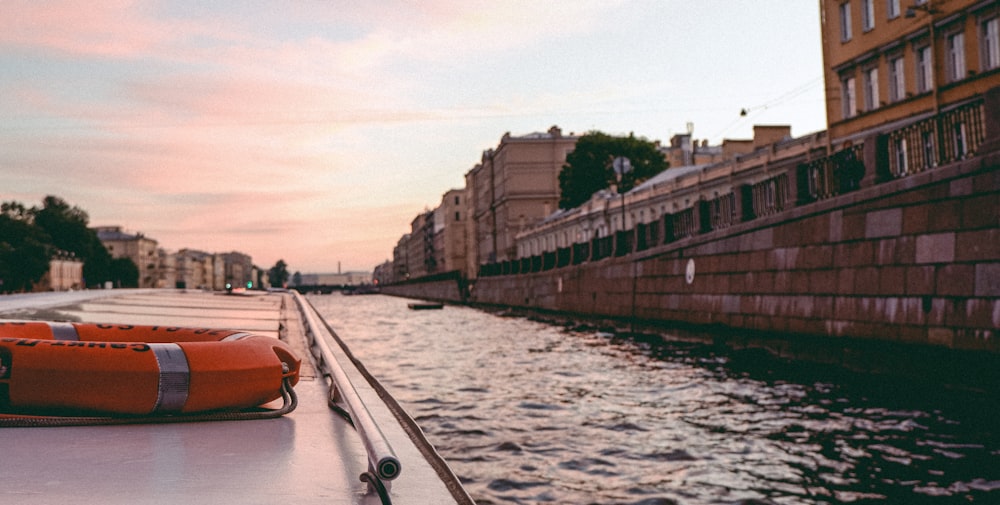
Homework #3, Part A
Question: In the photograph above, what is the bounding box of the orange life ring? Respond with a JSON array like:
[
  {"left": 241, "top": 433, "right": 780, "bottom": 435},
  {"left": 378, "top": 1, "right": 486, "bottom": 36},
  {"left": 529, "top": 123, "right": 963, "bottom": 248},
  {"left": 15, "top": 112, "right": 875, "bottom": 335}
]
[{"left": 0, "top": 321, "right": 301, "bottom": 416}]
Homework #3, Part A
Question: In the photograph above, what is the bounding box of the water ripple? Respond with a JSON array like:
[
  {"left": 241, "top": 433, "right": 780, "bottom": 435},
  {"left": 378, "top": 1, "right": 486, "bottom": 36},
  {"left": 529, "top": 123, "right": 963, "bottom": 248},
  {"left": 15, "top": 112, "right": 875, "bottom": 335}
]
[{"left": 311, "top": 294, "right": 1000, "bottom": 504}]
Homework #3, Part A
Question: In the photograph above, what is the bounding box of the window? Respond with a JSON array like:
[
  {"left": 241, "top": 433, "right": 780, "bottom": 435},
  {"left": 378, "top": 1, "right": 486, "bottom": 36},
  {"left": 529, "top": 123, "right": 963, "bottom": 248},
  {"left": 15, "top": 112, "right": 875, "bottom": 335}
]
[
  {"left": 454, "top": 211, "right": 461, "bottom": 221},
  {"left": 454, "top": 195, "right": 460, "bottom": 205},
  {"left": 862, "top": 0, "right": 875, "bottom": 31},
  {"left": 983, "top": 17, "right": 1000, "bottom": 71},
  {"left": 843, "top": 76, "right": 857, "bottom": 118},
  {"left": 888, "top": 55, "right": 905, "bottom": 102},
  {"left": 922, "top": 131, "right": 937, "bottom": 167},
  {"left": 947, "top": 32, "right": 966, "bottom": 82},
  {"left": 916, "top": 45, "right": 933, "bottom": 92},
  {"left": 954, "top": 122, "right": 968, "bottom": 158},
  {"left": 894, "top": 137, "right": 908, "bottom": 175},
  {"left": 840, "top": 2, "right": 853, "bottom": 41},
  {"left": 863, "top": 66, "right": 879, "bottom": 110},
  {"left": 887, "top": 0, "right": 900, "bottom": 19}
]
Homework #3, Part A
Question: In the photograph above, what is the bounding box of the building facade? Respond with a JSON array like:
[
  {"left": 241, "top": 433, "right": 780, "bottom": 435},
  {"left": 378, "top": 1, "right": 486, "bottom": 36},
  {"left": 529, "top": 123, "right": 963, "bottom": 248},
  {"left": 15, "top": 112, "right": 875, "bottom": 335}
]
[
  {"left": 512, "top": 127, "right": 820, "bottom": 266},
  {"left": 38, "top": 252, "right": 83, "bottom": 291},
  {"left": 297, "top": 271, "right": 372, "bottom": 286},
  {"left": 822, "top": 0, "right": 1000, "bottom": 147},
  {"left": 175, "top": 249, "right": 224, "bottom": 290},
  {"left": 404, "top": 211, "right": 434, "bottom": 279},
  {"left": 220, "top": 251, "right": 254, "bottom": 289},
  {"left": 466, "top": 126, "right": 578, "bottom": 268},
  {"left": 154, "top": 248, "right": 177, "bottom": 289},
  {"left": 392, "top": 234, "right": 410, "bottom": 281},
  {"left": 373, "top": 260, "right": 394, "bottom": 285},
  {"left": 94, "top": 226, "right": 159, "bottom": 288},
  {"left": 439, "top": 188, "right": 468, "bottom": 274}
]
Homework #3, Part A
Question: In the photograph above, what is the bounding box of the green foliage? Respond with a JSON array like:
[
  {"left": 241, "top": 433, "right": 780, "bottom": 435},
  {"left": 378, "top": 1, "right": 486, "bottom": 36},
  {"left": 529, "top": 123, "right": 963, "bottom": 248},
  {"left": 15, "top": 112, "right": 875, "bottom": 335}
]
[
  {"left": 269, "top": 259, "right": 290, "bottom": 288},
  {"left": 31, "top": 196, "right": 92, "bottom": 258},
  {"left": 558, "top": 131, "right": 669, "bottom": 210},
  {"left": 0, "top": 202, "right": 51, "bottom": 292},
  {"left": 0, "top": 195, "right": 130, "bottom": 292},
  {"left": 109, "top": 257, "right": 139, "bottom": 288},
  {"left": 30, "top": 195, "right": 115, "bottom": 288}
]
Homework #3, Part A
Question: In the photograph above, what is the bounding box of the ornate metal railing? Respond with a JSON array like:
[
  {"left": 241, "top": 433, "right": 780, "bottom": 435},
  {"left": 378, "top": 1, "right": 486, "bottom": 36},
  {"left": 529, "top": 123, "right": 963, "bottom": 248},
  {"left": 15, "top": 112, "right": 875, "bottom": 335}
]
[
  {"left": 800, "top": 143, "right": 865, "bottom": 201},
  {"left": 750, "top": 173, "right": 790, "bottom": 218},
  {"left": 671, "top": 208, "right": 697, "bottom": 240},
  {"left": 887, "top": 98, "right": 985, "bottom": 178},
  {"left": 707, "top": 192, "right": 738, "bottom": 231}
]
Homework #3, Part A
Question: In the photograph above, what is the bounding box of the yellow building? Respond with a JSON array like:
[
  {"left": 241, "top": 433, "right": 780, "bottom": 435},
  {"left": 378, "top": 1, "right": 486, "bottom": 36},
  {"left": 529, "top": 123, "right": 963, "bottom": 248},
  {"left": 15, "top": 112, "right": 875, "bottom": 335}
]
[
  {"left": 175, "top": 249, "right": 224, "bottom": 290},
  {"left": 465, "top": 126, "right": 578, "bottom": 268},
  {"left": 439, "top": 188, "right": 468, "bottom": 275},
  {"left": 822, "top": 0, "right": 999, "bottom": 159},
  {"left": 94, "top": 226, "right": 159, "bottom": 288}
]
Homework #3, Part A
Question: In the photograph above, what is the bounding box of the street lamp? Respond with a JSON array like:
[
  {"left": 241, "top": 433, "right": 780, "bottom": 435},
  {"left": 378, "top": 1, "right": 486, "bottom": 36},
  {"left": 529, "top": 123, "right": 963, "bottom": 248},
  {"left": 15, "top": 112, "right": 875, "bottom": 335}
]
[
  {"left": 612, "top": 156, "right": 632, "bottom": 234},
  {"left": 611, "top": 156, "right": 632, "bottom": 254}
]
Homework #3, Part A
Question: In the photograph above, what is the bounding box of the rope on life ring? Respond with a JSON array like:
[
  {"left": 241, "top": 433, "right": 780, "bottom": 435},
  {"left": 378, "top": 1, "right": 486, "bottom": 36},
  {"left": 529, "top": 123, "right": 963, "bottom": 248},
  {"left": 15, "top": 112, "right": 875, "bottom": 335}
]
[{"left": 0, "top": 321, "right": 301, "bottom": 425}]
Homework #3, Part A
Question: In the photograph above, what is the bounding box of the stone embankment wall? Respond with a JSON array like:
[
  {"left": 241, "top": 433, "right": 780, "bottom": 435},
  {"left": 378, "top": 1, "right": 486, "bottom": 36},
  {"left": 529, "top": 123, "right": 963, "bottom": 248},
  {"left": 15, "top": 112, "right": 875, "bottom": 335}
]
[
  {"left": 380, "top": 272, "right": 466, "bottom": 303},
  {"left": 471, "top": 150, "right": 999, "bottom": 353}
]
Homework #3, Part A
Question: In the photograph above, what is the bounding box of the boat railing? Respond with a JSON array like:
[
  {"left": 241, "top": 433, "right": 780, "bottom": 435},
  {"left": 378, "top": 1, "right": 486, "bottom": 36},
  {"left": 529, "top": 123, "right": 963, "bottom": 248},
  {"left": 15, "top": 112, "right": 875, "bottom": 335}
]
[{"left": 292, "top": 291, "right": 401, "bottom": 499}]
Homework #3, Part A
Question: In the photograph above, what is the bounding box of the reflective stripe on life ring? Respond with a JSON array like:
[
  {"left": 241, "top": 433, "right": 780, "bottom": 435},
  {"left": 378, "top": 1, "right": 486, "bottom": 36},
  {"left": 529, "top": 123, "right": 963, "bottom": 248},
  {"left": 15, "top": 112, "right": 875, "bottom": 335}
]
[
  {"left": 0, "top": 321, "right": 301, "bottom": 416},
  {"left": 48, "top": 322, "right": 79, "bottom": 341},
  {"left": 149, "top": 343, "right": 190, "bottom": 414}
]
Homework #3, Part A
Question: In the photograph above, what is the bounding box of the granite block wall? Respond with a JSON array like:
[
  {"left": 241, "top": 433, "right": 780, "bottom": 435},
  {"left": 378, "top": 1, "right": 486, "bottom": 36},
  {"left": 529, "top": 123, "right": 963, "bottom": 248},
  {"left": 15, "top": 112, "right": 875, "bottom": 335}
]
[{"left": 472, "top": 153, "right": 999, "bottom": 352}]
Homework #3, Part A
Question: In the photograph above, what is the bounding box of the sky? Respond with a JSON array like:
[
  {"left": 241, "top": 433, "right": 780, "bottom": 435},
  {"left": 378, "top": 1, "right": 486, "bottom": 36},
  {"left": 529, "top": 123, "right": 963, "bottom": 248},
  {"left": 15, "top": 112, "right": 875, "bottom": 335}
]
[{"left": 1, "top": 1, "right": 828, "bottom": 274}]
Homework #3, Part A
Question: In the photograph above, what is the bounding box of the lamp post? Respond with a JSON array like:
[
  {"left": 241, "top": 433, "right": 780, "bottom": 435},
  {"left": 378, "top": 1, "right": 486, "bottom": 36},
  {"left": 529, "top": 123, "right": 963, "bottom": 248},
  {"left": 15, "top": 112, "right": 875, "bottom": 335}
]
[
  {"left": 612, "top": 156, "right": 632, "bottom": 238},
  {"left": 613, "top": 155, "right": 637, "bottom": 334}
]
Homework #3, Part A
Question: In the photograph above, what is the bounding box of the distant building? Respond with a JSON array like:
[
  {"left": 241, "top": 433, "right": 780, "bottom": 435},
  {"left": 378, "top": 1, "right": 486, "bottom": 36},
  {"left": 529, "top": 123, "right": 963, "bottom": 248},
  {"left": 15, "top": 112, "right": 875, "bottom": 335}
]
[
  {"left": 439, "top": 188, "right": 468, "bottom": 274},
  {"left": 405, "top": 211, "right": 434, "bottom": 279},
  {"left": 514, "top": 125, "right": 817, "bottom": 261},
  {"left": 93, "top": 226, "right": 159, "bottom": 288},
  {"left": 153, "top": 248, "right": 177, "bottom": 289},
  {"left": 393, "top": 234, "right": 410, "bottom": 281},
  {"left": 466, "top": 126, "right": 578, "bottom": 268},
  {"left": 296, "top": 271, "right": 372, "bottom": 286},
  {"left": 37, "top": 251, "right": 83, "bottom": 291},
  {"left": 660, "top": 125, "right": 791, "bottom": 169},
  {"left": 175, "top": 249, "right": 223, "bottom": 290},
  {"left": 219, "top": 251, "right": 254, "bottom": 289},
  {"left": 373, "top": 260, "right": 394, "bottom": 285}
]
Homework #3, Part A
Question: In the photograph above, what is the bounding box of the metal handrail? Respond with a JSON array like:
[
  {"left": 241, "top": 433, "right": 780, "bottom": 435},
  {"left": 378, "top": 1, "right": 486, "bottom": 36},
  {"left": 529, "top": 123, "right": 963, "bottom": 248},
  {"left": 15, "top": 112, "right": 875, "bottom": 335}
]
[{"left": 292, "top": 291, "right": 402, "bottom": 486}]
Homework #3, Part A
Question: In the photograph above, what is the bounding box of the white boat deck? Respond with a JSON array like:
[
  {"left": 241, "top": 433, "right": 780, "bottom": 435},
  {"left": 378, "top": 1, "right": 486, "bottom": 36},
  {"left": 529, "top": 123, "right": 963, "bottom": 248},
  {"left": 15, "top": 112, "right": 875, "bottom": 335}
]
[{"left": 0, "top": 289, "right": 472, "bottom": 505}]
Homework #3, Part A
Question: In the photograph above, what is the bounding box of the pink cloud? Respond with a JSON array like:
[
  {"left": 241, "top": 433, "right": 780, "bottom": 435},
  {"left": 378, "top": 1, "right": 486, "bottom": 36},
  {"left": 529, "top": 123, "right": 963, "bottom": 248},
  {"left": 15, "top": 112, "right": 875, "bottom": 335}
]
[{"left": 0, "top": 1, "right": 178, "bottom": 57}]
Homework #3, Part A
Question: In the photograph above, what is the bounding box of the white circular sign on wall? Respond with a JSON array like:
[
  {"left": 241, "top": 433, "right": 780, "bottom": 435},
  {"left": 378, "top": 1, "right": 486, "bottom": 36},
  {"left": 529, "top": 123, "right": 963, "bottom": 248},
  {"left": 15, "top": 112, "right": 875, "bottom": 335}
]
[{"left": 685, "top": 258, "right": 696, "bottom": 285}]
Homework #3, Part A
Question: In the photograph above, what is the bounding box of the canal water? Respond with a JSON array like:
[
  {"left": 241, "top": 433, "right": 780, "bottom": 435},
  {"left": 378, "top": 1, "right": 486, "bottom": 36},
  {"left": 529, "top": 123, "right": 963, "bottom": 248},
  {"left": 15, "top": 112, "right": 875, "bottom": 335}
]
[{"left": 309, "top": 294, "right": 999, "bottom": 505}]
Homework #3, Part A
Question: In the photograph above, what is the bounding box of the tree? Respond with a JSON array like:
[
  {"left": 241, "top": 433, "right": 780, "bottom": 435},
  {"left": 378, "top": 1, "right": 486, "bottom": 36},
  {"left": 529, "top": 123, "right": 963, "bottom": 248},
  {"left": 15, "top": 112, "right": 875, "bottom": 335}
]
[
  {"left": 109, "top": 257, "right": 139, "bottom": 288},
  {"left": 0, "top": 201, "right": 51, "bottom": 292},
  {"left": 30, "top": 196, "right": 91, "bottom": 257},
  {"left": 268, "top": 260, "right": 290, "bottom": 288},
  {"left": 558, "top": 131, "right": 669, "bottom": 210},
  {"left": 30, "top": 195, "right": 113, "bottom": 288}
]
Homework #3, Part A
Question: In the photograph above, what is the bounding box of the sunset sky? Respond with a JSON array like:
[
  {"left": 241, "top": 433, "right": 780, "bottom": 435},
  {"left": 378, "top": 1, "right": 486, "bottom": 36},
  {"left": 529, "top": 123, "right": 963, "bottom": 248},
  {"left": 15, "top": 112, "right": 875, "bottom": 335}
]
[{"left": 1, "top": 1, "right": 827, "bottom": 273}]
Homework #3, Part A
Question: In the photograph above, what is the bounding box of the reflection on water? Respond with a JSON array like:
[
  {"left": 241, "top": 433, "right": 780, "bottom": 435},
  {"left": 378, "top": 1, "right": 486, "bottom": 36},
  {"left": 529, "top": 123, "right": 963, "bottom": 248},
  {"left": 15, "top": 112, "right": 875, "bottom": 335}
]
[{"left": 310, "top": 294, "right": 999, "bottom": 505}]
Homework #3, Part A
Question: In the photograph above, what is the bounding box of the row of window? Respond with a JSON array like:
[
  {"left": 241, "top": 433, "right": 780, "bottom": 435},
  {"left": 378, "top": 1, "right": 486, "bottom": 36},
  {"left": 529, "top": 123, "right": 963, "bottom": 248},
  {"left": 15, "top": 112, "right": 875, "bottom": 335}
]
[
  {"left": 840, "top": 15, "right": 998, "bottom": 119},
  {"left": 840, "top": 0, "right": 926, "bottom": 41},
  {"left": 518, "top": 181, "right": 788, "bottom": 257}
]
